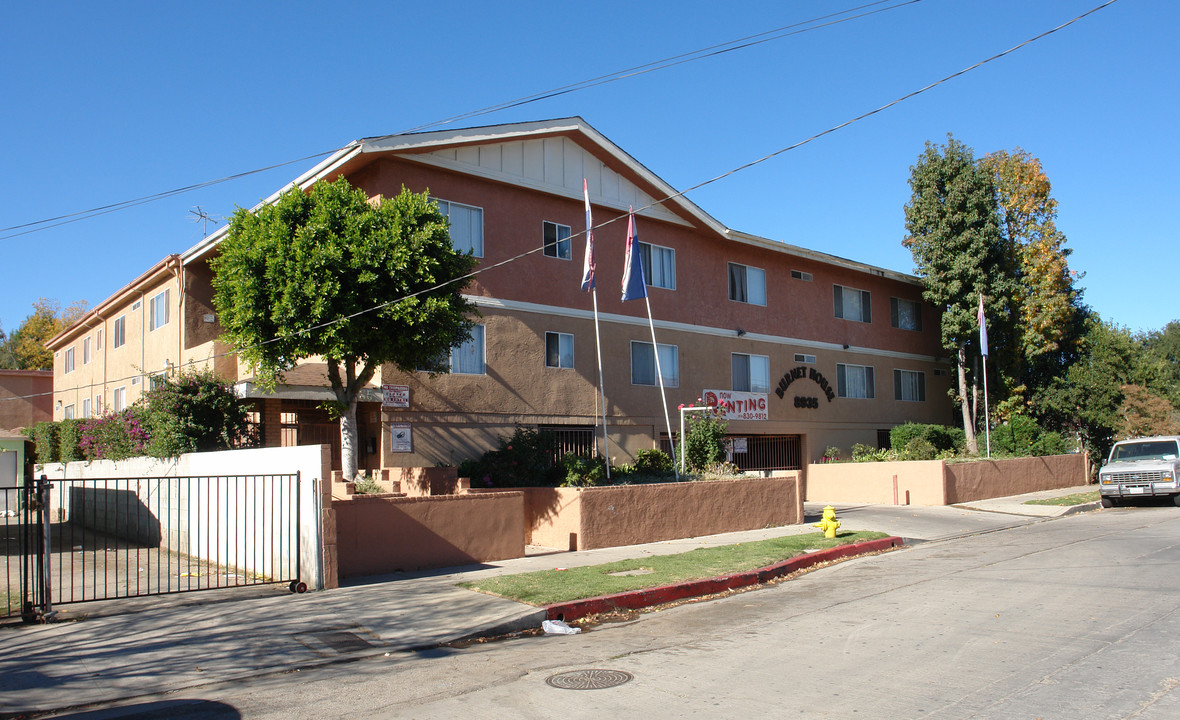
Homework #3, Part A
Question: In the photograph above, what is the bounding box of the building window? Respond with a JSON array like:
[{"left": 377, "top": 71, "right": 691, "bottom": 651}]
[
  {"left": 891, "top": 297, "right": 923, "bottom": 331},
  {"left": 545, "top": 332, "right": 574, "bottom": 369},
  {"left": 64, "top": 347, "right": 75, "bottom": 374},
  {"left": 150, "top": 289, "right": 170, "bottom": 331},
  {"left": 894, "top": 369, "right": 927, "bottom": 402},
  {"left": 791, "top": 270, "right": 813, "bottom": 281},
  {"left": 631, "top": 341, "right": 679, "bottom": 387},
  {"left": 837, "top": 363, "right": 875, "bottom": 399},
  {"left": 81, "top": 398, "right": 91, "bottom": 418},
  {"left": 131, "top": 376, "right": 140, "bottom": 386},
  {"left": 83, "top": 337, "right": 91, "bottom": 365},
  {"left": 451, "top": 324, "right": 485, "bottom": 375},
  {"left": 96, "top": 329, "right": 103, "bottom": 351},
  {"left": 640, "top": 242, "right": 676, "bottom": 290},
  {"left": 113, "top": 387, "right": 126, "bottom": 412},
  {"left": 436, "top": 199, "right": 483, "bottom": 257},
  {"left": 732, "top": 353, "right": 770, "bottom": 393},
  {"left": 113, "top": 316, "right": 126, "bottom": 348},
  {"left": 150, "top": 373, "right": 166, "bottom": 390},
  {"left": 95, "top": 394, "right": 103, "bottom": 414},
  {"left": 543, "top": 221, "right": 571, "bottom": 260},
  {"left": 794, "top": 353, "right": 817, "bottom": 364},
  {"left": 64, "top": 404, "right": 75, "bottom": 420},
  {"left": 834, "top": 285, "right": 871, "bottom": 323},
  {"left": 728, "top": 263, "right": 766, "bottom": 306}
]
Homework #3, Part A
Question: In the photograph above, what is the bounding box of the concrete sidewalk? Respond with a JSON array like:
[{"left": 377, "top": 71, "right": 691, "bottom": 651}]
[{"left": 0, "top": 485, "right": 1099, "bottom": 717}]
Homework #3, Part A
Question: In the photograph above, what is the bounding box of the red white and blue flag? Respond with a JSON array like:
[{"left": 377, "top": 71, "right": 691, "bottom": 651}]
[
  {"left": 581, "top": 179, "right": 595, "bottom": 291},
  {"left": 977, "top": 293, "right": 989, "bottom": 357},
  {"left": 621, "top": 209, "right": 647, "bottom": 302}
]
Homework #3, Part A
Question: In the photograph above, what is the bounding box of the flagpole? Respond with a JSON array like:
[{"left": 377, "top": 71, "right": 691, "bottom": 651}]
[
  {"left": 591, "top": 287, "right": 611, "bottom": 478},
  {"left": 645, "top": 293, "right": 679, "bottom": 480}
]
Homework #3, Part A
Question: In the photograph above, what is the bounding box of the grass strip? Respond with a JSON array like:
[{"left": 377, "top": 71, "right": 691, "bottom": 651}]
[
  {"left": 459, "top": 530, "right": 888, "bottom": 606},
  {"left": 1024, "top": 490, "right": 1099, "bottom": 506}
]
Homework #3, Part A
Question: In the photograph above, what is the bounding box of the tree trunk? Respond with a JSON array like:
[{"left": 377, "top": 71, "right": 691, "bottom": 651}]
[
  {"left": 958, "top": 344, "right": 979, "bottom": 454},
  {"left": 339, "top": 397, "right": 360, "bottom": 481}
]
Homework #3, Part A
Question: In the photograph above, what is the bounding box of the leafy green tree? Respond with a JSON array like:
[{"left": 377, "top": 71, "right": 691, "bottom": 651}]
[
  {"left": 903, "top": 136, "right": 1015, "bottom": 454},
  {"left": 211, "top": 178, "right": 478, "bottom": 479},
  {"left": 1141, "top": 320, "right": 1180, "bottom": 406},
  {"left": 682, "top": 404, "right": 728, "bottom": 472}
]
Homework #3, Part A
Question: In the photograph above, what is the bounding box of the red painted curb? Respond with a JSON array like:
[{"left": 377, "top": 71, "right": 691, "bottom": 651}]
[{"left": 544, "top": 536, "right": 904, "bottom": 622}]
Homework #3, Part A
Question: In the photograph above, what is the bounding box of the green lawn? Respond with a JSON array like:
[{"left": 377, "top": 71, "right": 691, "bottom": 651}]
[
  {"left": 1024, "top": 490, "right": 1100, "bottom": 506},
  {"left": 459, "top": 530, "right": 888, "bottom": 606}
]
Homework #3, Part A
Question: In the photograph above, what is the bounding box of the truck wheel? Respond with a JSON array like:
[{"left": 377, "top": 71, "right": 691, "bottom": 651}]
[
  {"left": 1101, "top": 497, "right": 1114, "bottom": 508},
  {"left": 1173, "top": 495, "right": 1180, "bottom": 508}
]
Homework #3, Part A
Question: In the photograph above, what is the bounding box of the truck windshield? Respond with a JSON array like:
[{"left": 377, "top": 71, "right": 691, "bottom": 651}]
[{"left": 1111, "top": 441, "right": 1180, "bottom": 462}]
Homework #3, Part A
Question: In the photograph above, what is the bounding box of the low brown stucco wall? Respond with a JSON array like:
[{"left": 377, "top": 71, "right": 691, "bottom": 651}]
[
  {"left": 806, "top": 460, "right": 946, "bottom": 505},
  {"left": 944, "top": 454, "right": 1087, "bottom": 503},
  {"left": 333, "top": 491, "right": 525, "bottom": 578},
  {"left": 393, "top": 466, "right": 461, "bottom": 497}
]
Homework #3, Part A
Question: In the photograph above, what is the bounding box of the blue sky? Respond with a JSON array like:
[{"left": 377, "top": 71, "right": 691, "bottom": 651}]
[{"left": 1, "top": 0, "right": 1175, "bottom": 336}]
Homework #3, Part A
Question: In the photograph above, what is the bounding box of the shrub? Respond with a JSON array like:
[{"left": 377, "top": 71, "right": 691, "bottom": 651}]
[
  {"left": 851, "top": 443, "right": 899, "bottom": 462},
  {"left": 821, "top": 446, "right": 843, "bottom": 463},
  {"left": 460, "top": 426, "right": 562, "bottom": 488},
  {"left": 31, "top": 421, "right": 59, "bottom": 464},
  {"left": 140, "top": 369, "right": 249, "bottom": 457},
  {"left": 57, "top": 418, "right": 85, "bottom": 462},
  {"left": 78, "top": 409, "right": 151, "bottom": 461},
  {"left": 558, "top": 454, "right": 607, "bottom": 487},
  {"left": 890, "top": 423, "right": 965, "bottom": 455},
  {"left": 681, "top": 402, "right": 728, "bottom": 472},
  {"left": 633, "top": 448, "right": 674, "bottom": 476},
  {"left": 901, "top": 436, "right": 937, "bottom": 461},
  {"left": 991, "top": 415, "right": 1071, "bottom": 457}
]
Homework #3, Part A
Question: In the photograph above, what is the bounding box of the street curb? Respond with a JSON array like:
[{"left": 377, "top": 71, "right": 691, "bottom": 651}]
[
  {"left": 1062, "top": 501, "right": 1103, "bottom": 516},
  {"left": 543, "top": 536, "right": 904, "bottom": 622}
]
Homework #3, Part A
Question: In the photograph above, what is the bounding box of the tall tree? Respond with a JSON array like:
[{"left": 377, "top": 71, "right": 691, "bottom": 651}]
[
  {"left": 211, "top": 178, "right": 478, "bottom": 480},
  {"left": 1, "top": 298, "right": 88, "bottom": 370},
  {"left": 903, "top": 136, "right": 1015, "bottom": 454}
]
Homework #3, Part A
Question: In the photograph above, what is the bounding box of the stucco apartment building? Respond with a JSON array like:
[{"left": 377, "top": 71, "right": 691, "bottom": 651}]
[{"left": 49, "top": 117, "right": 952, "bottom": 473}]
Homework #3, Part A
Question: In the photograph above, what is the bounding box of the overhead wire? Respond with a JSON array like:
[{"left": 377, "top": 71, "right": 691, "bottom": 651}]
[{"left": 1, "top": 0, "right": 1121, "bottom": 406}]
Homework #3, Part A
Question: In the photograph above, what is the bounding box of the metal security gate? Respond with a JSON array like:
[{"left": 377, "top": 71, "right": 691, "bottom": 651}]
[
  {"left": 4, "top": 473, "right": 304, "bottom": 622},
  {"left": 2, "top": 477, "right": 40, "bottom": 621}
]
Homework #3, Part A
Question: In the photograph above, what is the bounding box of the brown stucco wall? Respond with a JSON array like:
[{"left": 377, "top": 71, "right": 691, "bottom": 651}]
[
  {"left": 944, "top": 454, "right": 1087, "bottom": 503},
  {"left": 0, "top": 370, "right": 52, "bottom": 431},
  {"left": 395, "top": 466, "right": 460, "bottom": 497},
  {"left": 332, "top": 491, "right": 525, "bottom": 578},
  {"left": 806, "top": 460, "right": 947, "bottom": 505}
]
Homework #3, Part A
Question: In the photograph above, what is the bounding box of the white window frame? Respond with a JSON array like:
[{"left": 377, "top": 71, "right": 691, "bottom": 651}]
[
  {"left": 450, "top": 324, "right": 486, "bottom": 375},
  {"left": 837, "top": 363, "right": 876, "bottom": 399},
  {"left": 545, "top": 331, "right": 574, "bottom": 369},
  {"left": 113, "top": 316, "right": 126, "bottom": 349},
  {"left": 639, "top": 242, "right": 676, "bottom": 290},
  {"left": 435, "top": 198, "right": 484, "bottom": 258},
  {"left": 64, "top": 404, "right": 75, "bottom": 420},
  {"left": 542, "top": 221, "right": 572, "bottom": 261},
  {"left": 95, "top": 394, "right": 103, "bottom": 415},
  {"left": 834, "top": 284, "right": 872, "bottom": 323},
  {"left": 96, "top": 329, "right": 103, "bottom": 352},
  {"left": 64, "top": 347, "right": 75, "bottom": 374},
  {"left": 81, "top": 398, "right": 91, "bottom": 418},
  {"left": 83, "top": 337, "right": 91, "bottom": 365},
  {"left": 891, "top": 297, "right": 923, "bottom": 331},
  {"left": 630, "top": 341, "right": 679, "bottom": 387},
  {"left": 149, "top": 289, "right": 170, "bottom": 331},
  {"left": 791, "top": 270, "right": 813, "bottom": 282},
  {"left": 113, "top": 387, "right": 127, "bottom": 412},
  {"left": 794, "top": 353, "right": 817, "bottom": 364},
  {"left": 894, "top": 369, "right": 927, "bottom": 402},
  {"left": 728, "top": 263, "right": 766, "bottom": 306},
  {"left": 731, "top": 353, "right": 770, "bottom": 394}
]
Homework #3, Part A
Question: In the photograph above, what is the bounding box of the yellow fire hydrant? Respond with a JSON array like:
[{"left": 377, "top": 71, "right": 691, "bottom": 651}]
[{"left": 814, "top": 505, "right": 841, "bottom": 539}]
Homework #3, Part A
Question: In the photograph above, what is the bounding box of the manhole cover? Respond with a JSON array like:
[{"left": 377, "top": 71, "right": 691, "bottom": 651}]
[{"left": 546, "top": 669, "right": 633, "bottom": 690}]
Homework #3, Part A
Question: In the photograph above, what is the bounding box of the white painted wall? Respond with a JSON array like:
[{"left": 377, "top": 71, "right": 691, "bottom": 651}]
[{"left": 38, "top": 444, "right": 327, "bottom": 590}]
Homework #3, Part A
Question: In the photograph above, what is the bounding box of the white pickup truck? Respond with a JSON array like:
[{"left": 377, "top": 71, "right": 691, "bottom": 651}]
[{"left": 1098, "top": 436, "right": 1180, "bottom": 508}]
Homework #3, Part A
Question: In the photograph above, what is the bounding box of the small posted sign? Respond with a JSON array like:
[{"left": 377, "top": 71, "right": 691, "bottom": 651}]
[
  {"left": 382, "top": 384, "right": 410, "bottom": 408},
  {"left": 390, "top": 423, "right": 412, "bottom": 453}
]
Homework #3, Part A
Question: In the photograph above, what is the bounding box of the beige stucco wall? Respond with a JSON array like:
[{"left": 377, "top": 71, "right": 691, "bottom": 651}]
[
  {"left": 332, "top": 492, "right": 526, "bottom": 578},
  {"left": 806, "top": 460, "right": 946, "bottom": 505}
]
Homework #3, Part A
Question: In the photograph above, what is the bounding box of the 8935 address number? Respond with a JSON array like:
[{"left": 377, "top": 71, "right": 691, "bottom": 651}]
[{"left": 794, "top": 396, "right": 819, "bottom": 409}]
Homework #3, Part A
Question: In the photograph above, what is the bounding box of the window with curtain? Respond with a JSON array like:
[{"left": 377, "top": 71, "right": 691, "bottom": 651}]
[
  {"left": 732, "top": 353, "right": 770, "bottom": 393},
  {"left": 834, "top": 285, "right": 871, "bottom": 323},
  {"left": 837, "top": 363, "right": 875, "bottom": 399},
  {"left": 543, "top": 221, "right": 571, "bottom": 260},
  {"left": 891, "top": 297, "right": 922, "bottom": 331},
  {"left": 545, "top": 331, "right": 574, "bottom": 368},
  {"left": 631, "top": 341, "right": 679, "bottom": 387},
  {"left": 435, "top": 199, "right": 484, "bottom": 257},
  {"left": 894, "top": 369, "right": 926, "bottom": 401},
  {"left": 729, "top": 263, "right": 766, "bottom": 305},
  {"left": 640, "top": 242, "right": 676, "bottom": 290},
  {"left": 450, "top": 324, "right": 485, "bottom": 375}
]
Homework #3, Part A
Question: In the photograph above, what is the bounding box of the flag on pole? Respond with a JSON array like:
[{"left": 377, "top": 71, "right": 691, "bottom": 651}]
[
  {"left": 977, "top": 293, "right": 989, "bottom": 357},
  {"left": 581, "top": 179, "right": 595, "bottom": 291},
  {"left": 621, "top": 209, "right": 647, "bottom": 302}
]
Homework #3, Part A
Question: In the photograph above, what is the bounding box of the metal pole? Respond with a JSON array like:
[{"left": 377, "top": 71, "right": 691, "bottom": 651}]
[
  {"left": 645, "top": 295, "right": 677, "bottom": 480},
  {"left": 591, "top": 289, "right": 611, "bottom": 478}
]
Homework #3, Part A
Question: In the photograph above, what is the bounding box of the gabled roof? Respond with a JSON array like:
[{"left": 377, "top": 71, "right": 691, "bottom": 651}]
[{"left": 180, "top": 116, "right": 919, "bottom": 285}]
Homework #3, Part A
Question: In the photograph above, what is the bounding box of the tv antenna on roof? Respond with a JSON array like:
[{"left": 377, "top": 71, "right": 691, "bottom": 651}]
[{"left": 188, "top": 206, "right": 222, "bottom": 236}]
